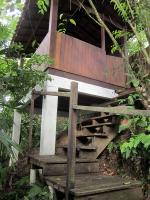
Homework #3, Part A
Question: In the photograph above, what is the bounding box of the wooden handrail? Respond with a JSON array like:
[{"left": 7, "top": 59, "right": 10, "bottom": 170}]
[{"left": 73, "top": 105, "right": 150, "bottom": 117}]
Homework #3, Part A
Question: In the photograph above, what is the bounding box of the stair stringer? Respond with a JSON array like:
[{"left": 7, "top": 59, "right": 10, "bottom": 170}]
[{"left": 94, "top": 126, "right": 117, "bottom": 159}]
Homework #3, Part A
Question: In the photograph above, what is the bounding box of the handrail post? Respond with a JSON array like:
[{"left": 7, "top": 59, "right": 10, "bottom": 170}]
[
  {"left": 29, "top": 92, "right": 35, "bottom": 150},
  {"left": 66, "top": 82, "right": 78, "bottom": 200}
]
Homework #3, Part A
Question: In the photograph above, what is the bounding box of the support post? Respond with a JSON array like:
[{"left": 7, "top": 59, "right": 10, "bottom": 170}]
[
  {"left": 30, "top": 168, "right": 36, "bottom": 185},
  {"left": 101, "top": 26, "right": 105, "bottom": 52},
  {"left": 29, "top": 93, "right": 35, "bottom": 150},
  {"left": 40, "top": 81, "right": 58, "bottom": 155},
  {"left": 124, "top": 34, "right": 129, "bottom": 87},
  {"left": 9, "top": 110, "right": 22, "bottom": 165},
  {"left": 66, "top": 82, "right": 78, "bottom": 200},
  {"left": 49, "top": 0, "right": 59, "bottom": 58}
]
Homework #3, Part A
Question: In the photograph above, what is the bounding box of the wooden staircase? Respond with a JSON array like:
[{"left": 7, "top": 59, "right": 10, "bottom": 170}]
[
  {"left": 28, "top": 84, "right": 143, "bottom": 200},
  {"left": 29, "top": 112, "right": 142, "bottom": 200},
  {"left": 56, "top": 113, "right": 117, "bottom": 159}
]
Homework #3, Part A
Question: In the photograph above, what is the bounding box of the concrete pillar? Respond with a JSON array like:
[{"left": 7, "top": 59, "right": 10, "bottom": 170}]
[
  {"left": 30, "top": 169, "right": 36, "bottom": 185},
  {"left": 48, "top": 185, "right": 56, "bottom": 200},
  {"left": 10, "top": 110, "right": 22, "bottom": 164},
  {"left": 40, "top": 81, "right": 58, "bottom": 155}
]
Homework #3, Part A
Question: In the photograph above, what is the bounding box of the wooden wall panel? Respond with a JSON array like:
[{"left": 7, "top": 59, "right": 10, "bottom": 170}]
[
  {"left": 106, "top": 55, "right": 126, "bottom": 87},
  {"left": 54, "top": 33, "right": 126, "bottom": 87}
]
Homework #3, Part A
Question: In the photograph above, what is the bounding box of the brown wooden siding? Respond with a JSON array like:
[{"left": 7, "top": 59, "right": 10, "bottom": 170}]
[{"left": 54, "top": 33, "right": 126, "bottom": 87}]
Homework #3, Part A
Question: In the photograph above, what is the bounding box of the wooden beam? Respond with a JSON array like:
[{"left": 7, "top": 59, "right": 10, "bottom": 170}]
[
  {"left": 33, "top": 90, "right": 70, "bottom": 97},
  {"left": 74, "top": 0, "right": 126, "bottom": 30},
  {"left": 66, "top": 82, "right": 78, "bottom": 200},
  {"left": 99, "top": 88, "right": 136, "bottom": 107},
  {"left": 49, "top": 0, "right": 59, "bottom": 58},
  {"left": 73, "top": 105, "right": 150, "bottom": 117},
  {"left": 101, "top": 27, "right": 105, "bottom": 51},
  {"left": 25, "top": 15, "right": 45, "bottom": 51}
]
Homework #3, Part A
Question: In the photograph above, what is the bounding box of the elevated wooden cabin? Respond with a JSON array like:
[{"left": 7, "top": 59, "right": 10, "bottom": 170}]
[
  {"left": 13, "top": 0, "right": 127, "bottom": 89},
  {"left": 11, "top": 1, "right": 143, "bottom": 200}
]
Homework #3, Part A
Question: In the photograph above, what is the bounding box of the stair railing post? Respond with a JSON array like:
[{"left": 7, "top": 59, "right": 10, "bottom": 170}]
[
  {"left": 29, "top": 92, "right": 35, "bottom": 151},
  {"left": 66, "top": 82, "right": 78, "bottom": 200}
]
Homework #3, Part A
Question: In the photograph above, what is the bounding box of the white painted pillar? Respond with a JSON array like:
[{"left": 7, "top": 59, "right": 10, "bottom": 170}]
[
  {"left": 10, "top": 110, "right": 21, "bottom": 164},
  {"left": 30, "top": 169, "right": 36, "bottom": 185},
  {"left": 40, "top": 81, "right": 58, "bottom": 155}
]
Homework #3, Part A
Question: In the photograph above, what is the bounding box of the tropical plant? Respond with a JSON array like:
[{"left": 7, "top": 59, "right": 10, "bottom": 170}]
[{"left": 0, "top": 0, "right": 52, "bottom": 162}]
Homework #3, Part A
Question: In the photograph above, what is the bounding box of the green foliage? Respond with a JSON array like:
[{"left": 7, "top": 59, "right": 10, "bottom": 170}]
[
  {"left": 69, "top": 18, "right": 76, "bottom": 26},
  {"left": 24, "top": 184, "right": 51, "bottom": 200},
  {"left": 0, "top": 164, "right": 8, "bottom": 190},
  {"left": 58, "top": 13, "right": 76, "bottom": 33},
  {"left": 117, "top": 93, "right": 140, "bottom": 106},
  {"left": 120, "top": 133, "right": 150, "bottom": 159},
  {"left": 36, "top": 0, "right": 49, "bottom": 15},
  {"left": 56, "top": 117, "right": 68, "bottom": 134},
  {"left": 127, "top": 32, "right": 148, "bottom": 55},
  {"left": 118, "top": 98, "right": 150, "bottom": 162},
  {"left": 0, "top": 130, "right": 20, "bottom": 161},
  {"left": 0, "top": 1, "right": 52, "bottom": 161},
  {"left": 0, "top": 54, "right": 51, "bottom": 108},
  {"left": 107, "top": 141, "right": 118, "bottom": 153},
  {"left": 20, "top": 113, "right": 41, "bottom": 150},
  {"left": 0, "top": 174, "right": 51, "bottom": 200}
]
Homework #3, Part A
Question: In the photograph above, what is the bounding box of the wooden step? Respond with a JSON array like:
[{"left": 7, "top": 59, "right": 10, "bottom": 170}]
[
  {"left": 79, "top": 145, "right": 97, "bottom": 150},
  {"left": 90, "top": 114, "right": 116, "bottom": 121},
  {"left": 76, "top": 133, "right": 108, "bottom": 138},
  {"left": 81, "top": 114, "right": 116, "bottom": 124},
  {"left": 43, "top": 162, "right": 99, "bottom": 176},
  {"left": 78, "top": 115, "right": 116, "bottom": 129},
  {"left": 82, "top": 122, "right": 113, "bottom": 129},
  {"left": 29, "top": 154, "right": 97, "bottom": 164},
  {"left": 46, "top": 174, "right": 142, "bottom": 200},
  {"left": 57, "top": 145, "right": 97, "bottom": 151},
  {"left": 29, "top": 154, "right": 99, "bottom": 176}
]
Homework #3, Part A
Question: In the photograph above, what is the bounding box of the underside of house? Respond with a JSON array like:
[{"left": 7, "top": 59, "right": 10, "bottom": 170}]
[{"left": 12, "top": 0, "right": 144, "bottom": 199}]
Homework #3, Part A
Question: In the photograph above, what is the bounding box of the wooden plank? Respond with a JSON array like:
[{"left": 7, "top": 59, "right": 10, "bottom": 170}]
[
  {"left": 73, "top": 105, "right": 150, "bottom": 117},
  {"left": 49, "top": 0, "right": 59, "bottom": 58},
  {"left": 43, "top": 162, "right": 99, "bottom": 176},
  {"left": 77, "top": 114, "right": 115, "bottom": 127},
  {"left": 45, "top": 174, "right": 142, "bottom": 199},
  {"left": 58, "top": 145, "right": 97, "bottom": 151},
  {"left": 71, "top": 182, "right": 141, "bottom": 197},
  {"left": 90, "top": 114, "right": 115, "bottom": 121},
  {"left": 82, "top": 122, "right": 113, "bottom": 128},
  {"left": 54, "top": 33, "right": 125, "bottom": 87},
  {"left": 76, "top": 133, "right": 108, "bottom": 138},
  {"left": 74, "top": 188, "right": 143, "bottom": 200},
  {"left": 66, "top": 82, "right": 78, "bottom": 199},
  {"left": 29, "top": 154, "right": 98, "bottom": 164},
  {"left": 33, "top": 90, "right": 70, "bottom": 97},
  {"left": 28, "top": 94, "right": 35, "bottom": 150}
]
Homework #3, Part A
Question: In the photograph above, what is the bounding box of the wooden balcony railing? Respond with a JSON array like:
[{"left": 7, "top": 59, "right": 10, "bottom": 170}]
[
  {"left": 54, "top": 33, "right": 126, "bottom": 87},
  {"left": 35, "top": 32, "right": 126, "bottom": 87}
]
